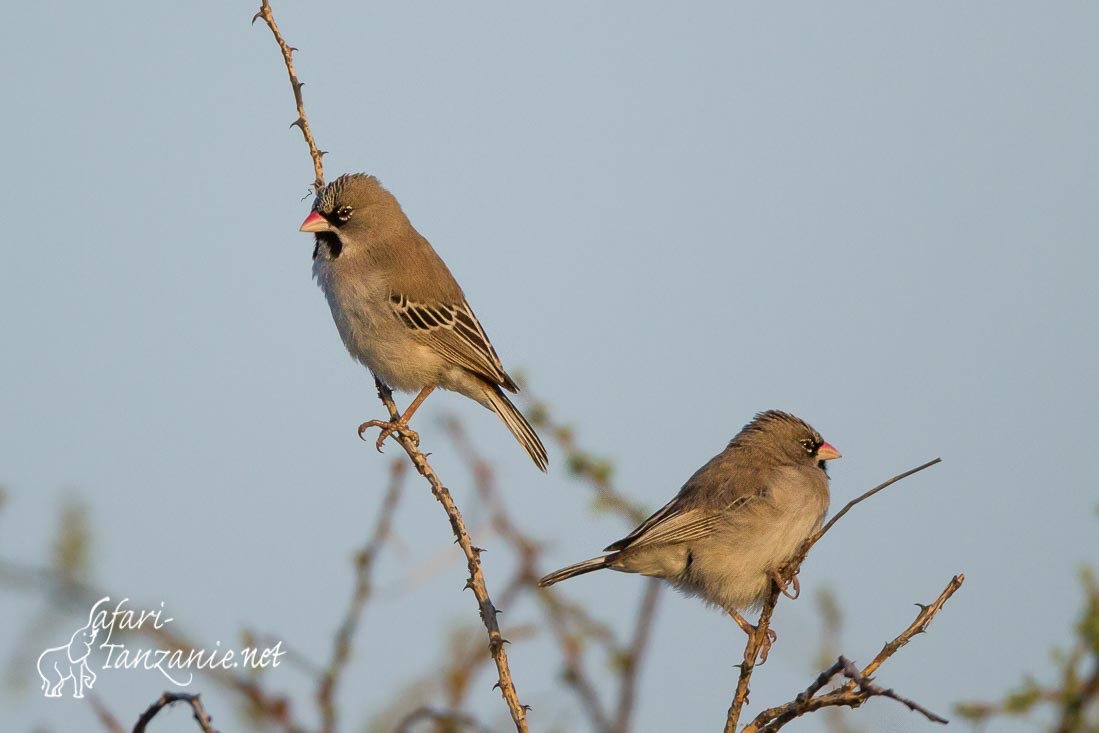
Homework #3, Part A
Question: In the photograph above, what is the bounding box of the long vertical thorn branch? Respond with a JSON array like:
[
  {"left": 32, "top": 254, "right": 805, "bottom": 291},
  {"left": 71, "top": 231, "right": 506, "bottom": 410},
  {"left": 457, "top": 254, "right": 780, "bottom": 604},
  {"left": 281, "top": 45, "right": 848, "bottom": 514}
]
[
  {"left": 373, "top": 380, "right": 530, "bottom": 732},
  {"left": 253, "top": 2, "right": 529, "bottom": 729},
  {"left": 253, "top": 0, "right": 326, "bottom": 192}
]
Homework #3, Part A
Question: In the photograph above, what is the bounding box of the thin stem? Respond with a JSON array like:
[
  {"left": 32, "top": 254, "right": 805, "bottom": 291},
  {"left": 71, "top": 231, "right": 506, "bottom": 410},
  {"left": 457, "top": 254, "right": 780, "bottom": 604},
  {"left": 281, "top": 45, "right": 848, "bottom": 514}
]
[
  {"left": 814, "top": 458, "right": 942, "bottom": 543},
  {"left": 743, "top": 575, "right": 963, "bottom": 732},
  {"left": 132, "top": 692, "right": 217, "bottom": 733},
  {"left": 373, "top": 380, "right": 530, "bottom": 732},
  {"left": 724, "top": 458, "right": 943, "bottom": 732},
  {"left": 253, "top": 1, "right": 326, "bottom": 192}
]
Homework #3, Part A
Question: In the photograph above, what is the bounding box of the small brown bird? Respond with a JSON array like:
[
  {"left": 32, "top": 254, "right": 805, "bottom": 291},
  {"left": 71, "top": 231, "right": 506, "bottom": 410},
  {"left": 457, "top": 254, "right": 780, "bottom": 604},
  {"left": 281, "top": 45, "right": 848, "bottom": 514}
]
[
  {"left": 300, "top": 174, "right": 548, "bottom": 471},
  {"left": 540, "top": 410, "right": 839, "bottom": 651}
]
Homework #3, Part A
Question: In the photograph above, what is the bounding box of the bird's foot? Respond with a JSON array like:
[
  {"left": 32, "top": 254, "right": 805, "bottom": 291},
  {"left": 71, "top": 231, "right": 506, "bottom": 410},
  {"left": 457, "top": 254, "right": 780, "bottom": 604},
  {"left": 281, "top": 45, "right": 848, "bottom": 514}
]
[
  {"left": 756, "top": 626, "right": 777, "bottom": 664},
  {"left": 769, "top": 567, "right": 801, "bottom": 600},
  {"left": 738, "top": 624, "right": 777, "bottom": 665},
  {"left": 731, "top": 611, "right": 778, "bottom": 665},
  {"left": 357, "top": 418, "right": 420, "bottom": 452}
]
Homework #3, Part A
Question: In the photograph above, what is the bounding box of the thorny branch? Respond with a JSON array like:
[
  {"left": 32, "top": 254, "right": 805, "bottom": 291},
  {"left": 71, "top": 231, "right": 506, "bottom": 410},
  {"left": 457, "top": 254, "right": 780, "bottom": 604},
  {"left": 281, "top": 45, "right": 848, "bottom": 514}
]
[
  {"left": 255, "top": 0, "right": 530, "bottom": 727},
  {"left": 5, "top": 399, "right": 663, "bottom": 733},
  {"left": 253, "top": 0, "right": 326, "bottom": 192},
  {"left": 372, "top": 380, "right": 531, "bottom": 732},
  {"left": 446, "top": 416, "right": 665, "bottom": 733},
  {"left": 723, "top": 457, "right": 946, "bottom": 733},
  {"left": 132, "top": 692, "right": 218, "bottom": 733},
  {"left": 862, "top": 571, "right": 961, "bottom": 679},
  {"left": 742, "top": 575, "right": 964, "bottom": 732},
  {"left": 6, "top": 409, "right": 954, "bottom": 733}
]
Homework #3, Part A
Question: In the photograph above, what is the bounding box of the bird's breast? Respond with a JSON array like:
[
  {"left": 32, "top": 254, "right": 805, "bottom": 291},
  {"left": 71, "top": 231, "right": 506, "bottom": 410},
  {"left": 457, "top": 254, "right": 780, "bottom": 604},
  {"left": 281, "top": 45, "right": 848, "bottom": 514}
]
[
  {"left": 312, "top": 258, "right": 442, "bottom": 391},
  {"left": 313, "top": 259, "right": 388, "bottom": 351}
]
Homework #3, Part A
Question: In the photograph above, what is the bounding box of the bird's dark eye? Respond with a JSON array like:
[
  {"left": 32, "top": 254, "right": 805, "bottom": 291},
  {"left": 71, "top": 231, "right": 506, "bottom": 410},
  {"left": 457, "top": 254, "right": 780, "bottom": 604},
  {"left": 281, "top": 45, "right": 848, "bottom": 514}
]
[
  {"left": 336, "top": 206, "right": 353, "bottom": 222},
  {"left": 799, "top": 437, "right": 817, "bottom": 454}
]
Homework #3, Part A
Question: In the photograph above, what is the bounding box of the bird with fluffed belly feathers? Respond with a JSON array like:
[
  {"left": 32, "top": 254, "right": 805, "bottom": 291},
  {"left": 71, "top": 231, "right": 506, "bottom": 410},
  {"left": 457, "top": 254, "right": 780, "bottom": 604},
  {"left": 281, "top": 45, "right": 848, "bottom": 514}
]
[{"left": 540, "top": 410, "right": 840, "bottom": 658}]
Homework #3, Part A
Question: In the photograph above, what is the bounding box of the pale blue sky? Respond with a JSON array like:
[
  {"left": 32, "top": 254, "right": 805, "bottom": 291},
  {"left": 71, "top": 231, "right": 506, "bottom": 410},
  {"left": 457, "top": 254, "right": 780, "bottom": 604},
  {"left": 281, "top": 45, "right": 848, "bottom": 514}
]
[{"left": 2, "top": 2, "right": 1097, "bottom": 732}]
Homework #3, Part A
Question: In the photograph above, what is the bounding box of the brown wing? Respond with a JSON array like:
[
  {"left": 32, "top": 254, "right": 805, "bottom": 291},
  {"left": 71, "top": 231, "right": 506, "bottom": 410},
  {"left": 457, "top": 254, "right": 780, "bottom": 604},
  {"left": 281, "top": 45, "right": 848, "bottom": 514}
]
[
  {"left": 605, "top": 457, "right": 769, "bottom": 552},
  {"left": 389, "top": 293, "right": 517, "bottom": 391},
  {"left": 605, "top": 496, "right": 748, "bottom": 552}
]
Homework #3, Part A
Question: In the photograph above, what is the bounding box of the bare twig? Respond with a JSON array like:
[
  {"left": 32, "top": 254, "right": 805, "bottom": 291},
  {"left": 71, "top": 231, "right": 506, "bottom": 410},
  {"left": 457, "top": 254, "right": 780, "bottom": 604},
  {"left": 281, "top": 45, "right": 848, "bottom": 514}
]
[
  {"left": 1055, "top": 656, "right": 1098, "bottom": 733},
  {"left": 441, "top": 619, "right": 539, "bottom": 712},
  {"left": 749, "top": 657, "right": 945, "bottom": 732},
  {"left": 538, "top": 587, "right": 615, "bottom": 732},
  {"left": 132, "top": 692, "right": 218, "bottom": 733},
  {"left": 724, "top": 458, "right": 943, "bottom": 732},
  {"left": 862, "top": 572, "right": 963, "bottom": 678},
  {"left": 393, "top": 706, "right": 495, "bottom": 733},
  {"left": 811, "top": 589, "right": 860, "bottom": 733},
  {"left": 252, "top": 0, "right": 325, "bottom": 192},
  {"left": 318, "top": 460, "right": 405, "bottom": 733},
  {"left": 814, "top": 458, "right": 942, "bottom": 543},
  {"left": 723, "top": 592, "right": 781, "bottom": 733},
  {"left": 743, "top": 575, "right": 963, "bottom": 732},
  {"left": 522, "top": 394, "right": 649, "bottom": 524},
  {"left": 445, "top": 415, "right": 666, "bottom": 733},
  {"left": 444, "top": 416, "right": 610, "bottom": 725},
  {"left": 491, "top": 407, "right": 668, "bottom": 732},
  {"left": 612, "top": 578, "right": 662, "bottom": 733},
  {"left": 373, "top": 380, "right": 530, "bottom": 732}
]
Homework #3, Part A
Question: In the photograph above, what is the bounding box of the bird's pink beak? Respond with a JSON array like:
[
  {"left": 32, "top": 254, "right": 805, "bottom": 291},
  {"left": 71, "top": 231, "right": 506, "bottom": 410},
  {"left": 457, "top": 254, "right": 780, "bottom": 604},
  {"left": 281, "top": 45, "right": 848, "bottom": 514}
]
[
  {"left": 299, "top": 210, "right": 332, "bottom": 233},
  {"left": 817, "top": 442, "right": 842, "bottom": 461}
]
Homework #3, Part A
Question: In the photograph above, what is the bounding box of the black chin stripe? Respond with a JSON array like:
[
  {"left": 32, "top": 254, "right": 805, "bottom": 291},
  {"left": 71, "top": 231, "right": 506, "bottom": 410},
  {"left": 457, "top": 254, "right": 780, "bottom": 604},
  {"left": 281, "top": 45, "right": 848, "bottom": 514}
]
[{"left": 312, "top": 232, "right": 343, "bottom": 259}]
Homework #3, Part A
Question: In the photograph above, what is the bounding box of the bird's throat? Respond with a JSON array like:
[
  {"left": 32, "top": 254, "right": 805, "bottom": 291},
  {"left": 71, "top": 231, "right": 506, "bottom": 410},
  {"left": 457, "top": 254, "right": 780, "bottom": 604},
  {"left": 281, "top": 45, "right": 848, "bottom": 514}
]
[{"left": 313, "top": 232, "right": 343, "bottom": 260}]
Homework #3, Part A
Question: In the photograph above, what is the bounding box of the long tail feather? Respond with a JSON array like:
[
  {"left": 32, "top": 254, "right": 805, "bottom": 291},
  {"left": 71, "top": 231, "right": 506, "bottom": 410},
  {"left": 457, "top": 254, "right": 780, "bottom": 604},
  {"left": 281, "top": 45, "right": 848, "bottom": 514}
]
[
  {"left": 538, "top": 556, "right": 610, "bottom": 587},
  {"left": 483, "top": 386, "right": 549, "bottom": 472}
]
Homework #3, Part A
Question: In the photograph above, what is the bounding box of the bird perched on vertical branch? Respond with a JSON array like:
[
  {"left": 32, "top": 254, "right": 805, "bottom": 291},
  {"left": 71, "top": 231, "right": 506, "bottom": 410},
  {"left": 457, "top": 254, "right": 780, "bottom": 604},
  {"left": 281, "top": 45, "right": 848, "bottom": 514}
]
[
  {"left": 540, "top": 410, "right": 840, "bottom": 656},
  {"left": 301, "top": 173, "right": 548, "bottom": 471}
]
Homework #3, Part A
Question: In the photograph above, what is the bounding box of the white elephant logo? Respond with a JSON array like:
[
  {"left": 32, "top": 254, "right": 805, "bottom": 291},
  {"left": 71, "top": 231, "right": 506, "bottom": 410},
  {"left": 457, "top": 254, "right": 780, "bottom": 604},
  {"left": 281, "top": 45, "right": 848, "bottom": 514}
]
[{"left": 37, "top": 607, "right": 100, "bottom": 698}]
